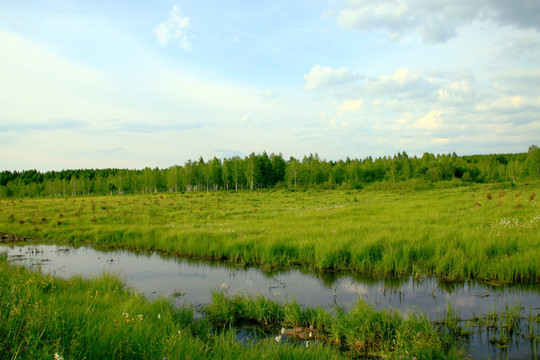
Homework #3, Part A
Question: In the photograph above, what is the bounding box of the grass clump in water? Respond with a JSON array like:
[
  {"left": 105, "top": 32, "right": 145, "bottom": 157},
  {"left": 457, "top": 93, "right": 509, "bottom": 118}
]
[{"left": 204, "top": 290, "right": 462, "bottom": 359}]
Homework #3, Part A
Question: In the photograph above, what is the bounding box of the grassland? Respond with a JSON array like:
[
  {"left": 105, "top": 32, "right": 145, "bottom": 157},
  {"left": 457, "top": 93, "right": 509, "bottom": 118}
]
[
  {"left": 1, "top": 183, "right": 539, "bottom": 283},
  {"left": 0, "top": 255, "right": 462, "bottom": 359}
]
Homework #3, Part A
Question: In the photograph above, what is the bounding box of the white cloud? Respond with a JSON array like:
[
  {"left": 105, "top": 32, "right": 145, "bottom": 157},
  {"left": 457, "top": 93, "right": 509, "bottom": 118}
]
[
  {"left": 437, "top": 81, "right": 475, "bottom": 105},
  {"left": 475, "top": 96, "right": 540, "bottom": 113},
  {"left": 413, "top": 109, "right": 446, "bottom": 129},
  {"left": 240, "top": 113, "right": 250, "bottom": 124},
  {"left": 338, "top": 99, "right": 363, "bottom": 115},
  {"left": 378, "top": 68, "right": 419, "bottom": 86},
  {"left": 304, "top": 65, "right": 358, "bottom": 90},
  {"left": 335, "top": 0, "right": 540, "bottom": 44},
  {"left": 153, "top": 5, "right": 191, "bottom": 51},
  {"left": 367, "top": 68, "right": 437, "bottom": 100},
  {"left": 432, "top": 138, "right": 450, "bottom": 144}
]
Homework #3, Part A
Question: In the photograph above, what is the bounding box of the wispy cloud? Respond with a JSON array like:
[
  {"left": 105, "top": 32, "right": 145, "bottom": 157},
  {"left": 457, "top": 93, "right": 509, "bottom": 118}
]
[
  {"left": 0, "top": 119, "right": 87, "bottom": 133},
  {"left": 214, "top": 148, "right": 245, "bottom": 158},
  {"left": 153, "top": 4, "right": 192, "bottom": 51},
  {"left": 1, "top": 1, "right": 538, "bottom": 171},
  {"left": 366, "top": 68, "right": 438, "bottom": 100},
  {"left": 304, "top": 65, "right": 358, "bottom": 91},
  {"left": 97, "top": 147, "right": 124, "bottom": 155},
  {"left": 117, "top": 121, "right": 203, "bottom": 133}
]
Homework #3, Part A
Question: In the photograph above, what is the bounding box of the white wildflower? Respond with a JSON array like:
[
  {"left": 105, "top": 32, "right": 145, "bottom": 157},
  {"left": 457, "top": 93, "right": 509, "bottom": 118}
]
[
  {"left": 54, "top": 353, "right": 64, "bottom": 360},
  {"left": 281, "top": 327, "right": 286, "bottom": 334},
  {"left": 275, "top": 335, "right": 281, "bottom": 342},
  {"left": 158, "top": 313, "right": 161, "bottom": 319}
]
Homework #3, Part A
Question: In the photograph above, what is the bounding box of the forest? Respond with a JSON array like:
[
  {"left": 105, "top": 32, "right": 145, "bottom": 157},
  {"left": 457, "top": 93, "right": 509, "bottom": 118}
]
[{"left": 1, "top": 145, "right": 539, "bottom": 198}]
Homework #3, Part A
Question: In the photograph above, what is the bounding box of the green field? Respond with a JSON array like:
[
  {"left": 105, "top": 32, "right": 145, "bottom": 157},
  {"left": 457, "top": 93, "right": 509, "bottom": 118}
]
[{"left": 1, "top": 183, "right": 538, "bottom": 283}]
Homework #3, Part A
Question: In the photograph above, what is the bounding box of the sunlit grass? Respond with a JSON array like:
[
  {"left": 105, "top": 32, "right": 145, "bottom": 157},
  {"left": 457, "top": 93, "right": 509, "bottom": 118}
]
[
  {"left": 1, "top": 255, "right": 464, "bottom": 359},
  {"left": 204, "top": 290, "right": 461, "bottom": 359},
  {"left": 0, "top": 254, "right": 349, "bottom": 359},
  {"left": 1, "top": 183, "right": 539, "bottom": 283}
]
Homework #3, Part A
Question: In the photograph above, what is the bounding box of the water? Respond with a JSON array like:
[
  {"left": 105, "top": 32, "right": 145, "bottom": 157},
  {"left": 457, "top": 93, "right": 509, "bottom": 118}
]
[{"left": 1, "top": 243, "right": 538, "bottom": 359}]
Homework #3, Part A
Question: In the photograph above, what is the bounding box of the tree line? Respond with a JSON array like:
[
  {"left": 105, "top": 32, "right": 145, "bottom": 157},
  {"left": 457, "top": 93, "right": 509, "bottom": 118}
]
[{"left": 1, "top": 146, "right": 539, "bottom": 198}]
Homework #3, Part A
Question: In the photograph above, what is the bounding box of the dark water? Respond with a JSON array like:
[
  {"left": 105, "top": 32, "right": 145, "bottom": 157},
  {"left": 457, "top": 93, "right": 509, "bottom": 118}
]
[{"left": 1, "top": 243, "right": 538, "bottom": 359}]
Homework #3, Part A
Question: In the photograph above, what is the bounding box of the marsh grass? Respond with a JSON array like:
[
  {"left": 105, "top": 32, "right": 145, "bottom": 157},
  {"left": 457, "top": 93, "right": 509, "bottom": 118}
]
[
  {"left": 1, "top": 183, "right": 539, "bottom": 283},
  {"left": 2, "top": 252, "right": 538, "bottom": 359},
  {"left": 0, "top": 255, "right": 345, "bottom": 359},
  {"left": 439, "top": 302, "right": 540, "bottom": 353},
  {"left": 204, "top": 289, "right": 461, "bottom": 359}
]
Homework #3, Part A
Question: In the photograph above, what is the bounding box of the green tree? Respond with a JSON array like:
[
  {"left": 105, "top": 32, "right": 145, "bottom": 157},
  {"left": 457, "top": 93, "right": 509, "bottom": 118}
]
[
  {"left": 209, "top": 157, "right": 223, "bottom": 191},
  {"left": 166, "top": 166, "right": 180, "bottom": 192},
  {"left": 270, "top": 153, "right": 286, "bottom": 185},
  {"left": 525, "top": 145, "right": 540, "bottom": 178}
]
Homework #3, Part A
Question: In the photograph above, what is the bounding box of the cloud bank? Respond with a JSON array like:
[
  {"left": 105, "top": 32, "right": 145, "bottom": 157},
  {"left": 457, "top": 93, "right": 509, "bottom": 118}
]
[{"left": 336, "top": 0, "right": 540, "bottom": 44}]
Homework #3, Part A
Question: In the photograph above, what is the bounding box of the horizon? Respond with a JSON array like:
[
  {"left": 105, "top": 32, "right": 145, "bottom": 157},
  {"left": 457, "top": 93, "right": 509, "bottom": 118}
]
[{"left": 1, "top": 1, "right": 539, "bottom": 172}]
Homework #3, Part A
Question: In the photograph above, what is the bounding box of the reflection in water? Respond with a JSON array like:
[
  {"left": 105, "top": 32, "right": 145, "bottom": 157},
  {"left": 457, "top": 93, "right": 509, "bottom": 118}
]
[{"left": 1, "top": 243, "right": 538, "bottom": 360}]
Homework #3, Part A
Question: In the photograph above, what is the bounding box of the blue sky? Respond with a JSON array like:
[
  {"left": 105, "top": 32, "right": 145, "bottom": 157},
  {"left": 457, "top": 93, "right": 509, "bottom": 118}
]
[{"left": 1, "top": 0, "right": 539, "bottom": 171}]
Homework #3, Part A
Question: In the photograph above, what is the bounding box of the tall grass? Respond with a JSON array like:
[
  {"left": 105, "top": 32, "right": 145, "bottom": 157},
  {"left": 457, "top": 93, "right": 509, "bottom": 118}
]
[
  {"left": 0, "top": 254, "right": 345, "bottom": 359},
  {"left": 4, "top": 254, "right": 538, "bottom": 359},
  {"left": 204, "top": 290, "right": 461, "bottom": 359},
  {"left": 1, "top": 183, "right": 539, "bottom": 283}
]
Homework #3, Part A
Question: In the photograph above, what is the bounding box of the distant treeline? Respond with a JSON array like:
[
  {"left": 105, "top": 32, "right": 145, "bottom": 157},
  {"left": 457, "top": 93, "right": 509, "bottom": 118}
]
[{"left": 1, "top": 146, "right": 539, "bottom": 198}]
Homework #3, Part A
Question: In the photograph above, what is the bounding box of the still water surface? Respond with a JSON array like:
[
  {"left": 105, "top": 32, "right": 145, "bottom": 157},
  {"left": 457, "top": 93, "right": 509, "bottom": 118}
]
[{"left": 1, "top": 243, "right": 538, "bottom": 359}]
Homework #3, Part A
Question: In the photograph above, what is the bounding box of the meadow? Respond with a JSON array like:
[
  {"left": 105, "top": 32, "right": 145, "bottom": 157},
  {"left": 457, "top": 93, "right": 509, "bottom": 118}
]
[{"left": 1, "top": 182, "right": 538, "bottom": 284}]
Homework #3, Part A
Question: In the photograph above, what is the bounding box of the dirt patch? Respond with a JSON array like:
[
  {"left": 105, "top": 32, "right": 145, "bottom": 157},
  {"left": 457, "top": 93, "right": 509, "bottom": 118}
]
[{"left": 0, "top": 233, "right": 32, "bottom": 243}]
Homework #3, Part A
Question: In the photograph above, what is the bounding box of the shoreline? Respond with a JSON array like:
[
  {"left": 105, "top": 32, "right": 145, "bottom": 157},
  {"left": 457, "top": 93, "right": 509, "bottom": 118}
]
[{"left": 0, "top": 232, "right": 33, "bottom": 242}]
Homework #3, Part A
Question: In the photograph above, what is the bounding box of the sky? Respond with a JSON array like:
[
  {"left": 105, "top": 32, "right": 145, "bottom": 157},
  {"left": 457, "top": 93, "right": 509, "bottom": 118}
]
[{"left": 1, "top": 0, "right": 539, "bottom": 171}]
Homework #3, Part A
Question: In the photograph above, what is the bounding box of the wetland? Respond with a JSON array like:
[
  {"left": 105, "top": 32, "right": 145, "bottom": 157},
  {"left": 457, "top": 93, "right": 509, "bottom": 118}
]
[
  {"left": 1, "top": 242, "right": 539, "bottom": 359},
  {"left": 1, "top": 184, "right": 539, "bottom": 359}
]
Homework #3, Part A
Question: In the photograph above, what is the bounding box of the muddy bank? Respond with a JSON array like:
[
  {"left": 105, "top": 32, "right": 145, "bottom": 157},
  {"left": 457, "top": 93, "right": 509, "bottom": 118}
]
[{"left": 0, "top": 232, "right": 34, "bottom": 243}]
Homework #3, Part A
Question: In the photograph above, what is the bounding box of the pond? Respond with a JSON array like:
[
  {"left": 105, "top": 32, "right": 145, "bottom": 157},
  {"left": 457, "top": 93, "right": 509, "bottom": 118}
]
[{"left": 1, "top": 243, "right": 538, "bottom": 359}]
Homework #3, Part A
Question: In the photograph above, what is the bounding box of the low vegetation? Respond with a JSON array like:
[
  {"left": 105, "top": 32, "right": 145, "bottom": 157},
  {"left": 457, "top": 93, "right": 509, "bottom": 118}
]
[
  {"left": 1, "top": 183, "right": 538, "bottom": 283},
  {"left": 0, "top": 255, "right": 462, "bottom": 359}
]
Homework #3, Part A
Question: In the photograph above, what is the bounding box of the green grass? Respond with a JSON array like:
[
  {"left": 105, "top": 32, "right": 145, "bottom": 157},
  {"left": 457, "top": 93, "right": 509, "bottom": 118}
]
[
  {"left": 0, "top": 255, "right": 463, "bottom": 359},
  {"left": 203, "top": 290, "right": 461, "bottom": 359},
  {"left": 0, "top": 254, "right": 347, "bottom": 360},
  {"left": 1, "top": 183, "right": 539, "bottom": 283}
]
